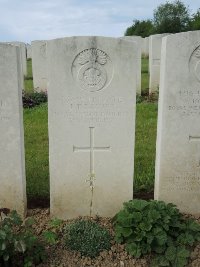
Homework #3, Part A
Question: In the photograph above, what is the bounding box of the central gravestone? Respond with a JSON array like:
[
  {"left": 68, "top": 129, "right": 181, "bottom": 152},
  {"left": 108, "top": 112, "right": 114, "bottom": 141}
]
[{"left": 47, "top": 37, "right": 136, "bottom": 219}]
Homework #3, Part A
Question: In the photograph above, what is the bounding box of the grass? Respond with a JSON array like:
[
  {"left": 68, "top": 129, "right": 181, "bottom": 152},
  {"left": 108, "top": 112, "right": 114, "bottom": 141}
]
[
  {"left": 24, "top": 57, "right": 157, "bottom": 201},
  {"left": 134, "top": 103, "right": 157, "bottom": 193},
  {"left": 133, "top": 57, "right": 157, "bottom": 193},
  {"left": 24, "top": 104, "right": 49, "bottom": 199}
]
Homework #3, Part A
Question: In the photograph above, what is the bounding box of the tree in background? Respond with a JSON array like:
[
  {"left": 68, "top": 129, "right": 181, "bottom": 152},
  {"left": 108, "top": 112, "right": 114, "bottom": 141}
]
[
  {"left": 124, "top": 0, "right": 200, "bottom": 37},
  {"left": 191, "top": 9, "right": 200, "bottom": 30},
  {"left": 125, "top": 19, "right": 155, "bottom": 37},
  {"left": 153, "top": 0, "right": 191, "bottom": 33}
]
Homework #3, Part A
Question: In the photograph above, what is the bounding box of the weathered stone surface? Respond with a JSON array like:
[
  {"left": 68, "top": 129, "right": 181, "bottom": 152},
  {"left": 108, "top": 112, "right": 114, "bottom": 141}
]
[
  {"left": 121, "top": 36, "right": 141, "bottom": 95},
  {"left": 141, "top": 37, "right": 148, "bottom": 57},
  {"left": 155, "top": 31, "right": 200, "bottom": 214},
  {"left": 0, "top": 43, "right": 26, "bottom": 217},
  {"left": 10, "top": 42, "right": 27, "bottom": 76},
  {"left": 32, "top": 40, "right": 47, "bottom": 92},
  {"left": 149, "top": 34, "right": 169, "bottom": 93},
  {"left": 47, "top": 36, "right": 136, "bottom": 219}
]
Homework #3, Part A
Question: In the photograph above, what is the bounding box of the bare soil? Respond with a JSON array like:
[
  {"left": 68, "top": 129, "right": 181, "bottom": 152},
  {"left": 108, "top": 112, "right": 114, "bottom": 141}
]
[
  {"left": 29, "top": 209, "right": 151, "bottom": 267},
  {"left": 25, "top": 208, "right": 200, "bottom": 267}
]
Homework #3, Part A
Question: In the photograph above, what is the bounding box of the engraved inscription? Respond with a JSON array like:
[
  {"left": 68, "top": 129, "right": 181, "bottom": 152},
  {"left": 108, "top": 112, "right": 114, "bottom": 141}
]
[
  {"left": 168, "top": 89, "right": 200, "bottom": 117},
  {"left": 52, "top": 96, "right": 130, "bottom": 124},
  {"left": 161, "top": 173, "right": 200, "bottom": 192},
  {"left": 0, "top": 99, "right": 11, "bottom": 121},
  {"left": 189, "top": 45, "right": 200, "bottom": 83},
  {"left": 72, "top": 48, "right": 113, "bottom": 92}
]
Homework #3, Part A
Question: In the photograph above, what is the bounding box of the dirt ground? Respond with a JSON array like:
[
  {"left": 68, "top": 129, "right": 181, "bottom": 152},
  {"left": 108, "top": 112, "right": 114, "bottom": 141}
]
[{"left": 25, "top": 208, "right": 200, "bottom": 267}]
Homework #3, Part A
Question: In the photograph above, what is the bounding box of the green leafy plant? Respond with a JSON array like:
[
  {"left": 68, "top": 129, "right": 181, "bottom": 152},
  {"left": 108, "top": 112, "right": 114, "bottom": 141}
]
[
  {"left": 22, "top": 90, "right": 47, "bottom": 108},
  {"left": 42, "top": 218, "right": 63, "bottom": 245},
  {"left": 113, "top": 199, "right": 200, "bottom": 267},
  {"left": 64, "top": 220, "right": 111, "bottom": 258},
  {"left": 48, "top": 218, "right": 63, "bottom": 228},
  {"left": 42, "top": 231, "right": 57, "bottom": 245},
  {"left": 0, "top": 210, "right": 46, "bottom": 267}
]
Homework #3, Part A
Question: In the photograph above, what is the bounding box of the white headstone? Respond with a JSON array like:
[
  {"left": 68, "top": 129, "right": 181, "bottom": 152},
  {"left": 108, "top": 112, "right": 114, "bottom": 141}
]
[
  {"left": 143, "top": 37, "right": 149, "bottom": 58},
  {"left": 10, "top": 42, "right": 27, "bottom": 76},
  {"left": 141, "top": 38, "right": 145, "bottom": 55},
  {"left": 47, "top": 36, "right": 136, "bottom": 219},
  {"left": 149, "top": 34, "right": 169, "bottom": 93},
  {"left": 32, "top": 40, "right": 47, "bottom": 92},
  {"left": 0, "top": 43, "right": 26, "bottom": 217},
  {"left": 26, "top": 43, "right": 32, "bottom": 59},
  {"left": 155, "top": 31, "right": 200, "bottom": 214},
  {"left": 122, "top": 36, "right": 142, "bottom": 95}
]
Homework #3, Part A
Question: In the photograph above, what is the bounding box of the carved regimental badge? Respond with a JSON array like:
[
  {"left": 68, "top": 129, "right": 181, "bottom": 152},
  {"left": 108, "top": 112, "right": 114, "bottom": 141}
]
[
  {"left": 72, "top": 48, "right": 113, "bottom": 92},
  {"left": 189, "top": 45, "right": 200, "bottom": 83}
]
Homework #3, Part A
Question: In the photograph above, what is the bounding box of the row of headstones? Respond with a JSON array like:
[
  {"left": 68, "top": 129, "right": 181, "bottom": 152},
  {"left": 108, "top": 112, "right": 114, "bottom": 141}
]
[
  {"left": 28, "top": 35, "right": 166, "bottom": 95},
  {"left": 3, "top": 35, "right": 168, "bottom": 95},
  {"left": 1, "top": 31, "right": 200, "bottom": 220},
  {"left": 26, "top": 36, "right": 150, "bottom": 60}
]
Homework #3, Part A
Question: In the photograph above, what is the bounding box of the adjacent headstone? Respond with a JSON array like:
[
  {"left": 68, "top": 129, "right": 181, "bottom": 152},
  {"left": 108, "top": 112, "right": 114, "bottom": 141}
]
[
  {"left": 149, "top": 34, "right": 169, "bottom": 93},
  {"left": 121, "top": 36, "right": 142, "bottom": 95},
  {"left": 0, "top": 43, "right": 26, "bottom": 217},
  {"left": 10, "top": 42, "right": 27, "bottom": 76},
  {"left": 141, "top": 38, "right": 145, "bottom": 56},
  {"left": 26, "top": 43, "right": 32, "bottom": 59},
  {"left": 47, "top": 36, "right": 136, "bottom": 219},
  {"left": 32, "top": 40, "right": 47, "bottom": 92},
  {"left": 143, "top": 37, "right": 149, "bottom": 58},
  {"left": 155, "top": 31, "right": 200, "bottom": 214},
  {"left": 141, "top": 37, "right": 149, "bottom": 57}
]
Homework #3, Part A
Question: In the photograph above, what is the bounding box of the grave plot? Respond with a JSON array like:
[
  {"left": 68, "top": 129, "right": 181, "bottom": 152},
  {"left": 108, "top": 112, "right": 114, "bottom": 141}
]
[{"left": 47, "top": 36, "right": 137, "bottom": 219}]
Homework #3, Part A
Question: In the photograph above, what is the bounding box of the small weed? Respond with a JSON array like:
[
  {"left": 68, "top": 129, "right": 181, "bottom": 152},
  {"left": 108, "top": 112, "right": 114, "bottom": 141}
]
[
  {"left": 42, "top": 218, "right": 63, "bottom": 245},
  {"left": 64, "top": 220, "right": 111, "bottom": 258}
]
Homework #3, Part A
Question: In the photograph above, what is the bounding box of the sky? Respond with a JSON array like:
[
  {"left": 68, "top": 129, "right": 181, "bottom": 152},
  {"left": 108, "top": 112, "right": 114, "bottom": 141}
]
[{"left": 0, "top": 0, "right": 199, "bottom": 43}]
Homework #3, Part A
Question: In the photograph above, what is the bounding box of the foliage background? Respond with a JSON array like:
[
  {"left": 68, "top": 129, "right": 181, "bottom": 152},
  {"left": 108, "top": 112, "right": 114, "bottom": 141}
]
[{"left": 125, "top": 0, "right": 200, "bottom": 37}]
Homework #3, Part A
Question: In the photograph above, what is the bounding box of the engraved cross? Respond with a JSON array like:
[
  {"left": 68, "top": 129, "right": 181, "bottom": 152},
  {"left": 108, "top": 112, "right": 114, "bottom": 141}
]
[
  {"left": 189, "top": 135, "right": 200, "bottom": 167},
  {"left": 73, "top": 127, "right": 111, "bottom": 187}
]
